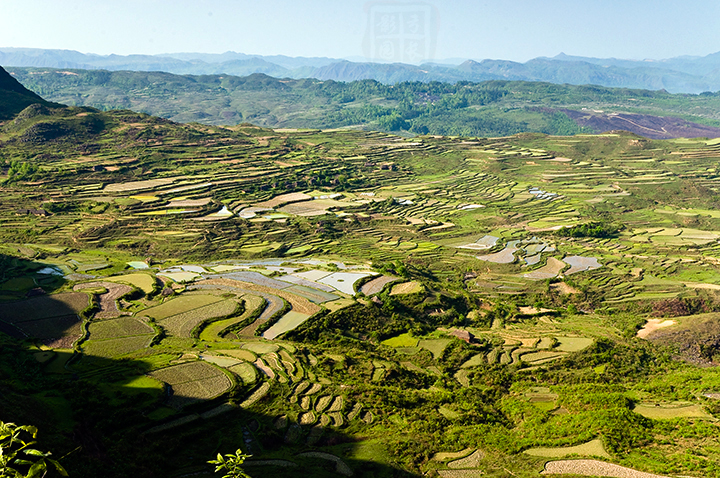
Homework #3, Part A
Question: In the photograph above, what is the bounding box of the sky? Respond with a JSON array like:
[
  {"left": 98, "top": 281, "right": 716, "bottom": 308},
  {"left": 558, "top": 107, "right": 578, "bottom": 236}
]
[{"left": 1, "top": 0, "right": 720, "bottom": 63}]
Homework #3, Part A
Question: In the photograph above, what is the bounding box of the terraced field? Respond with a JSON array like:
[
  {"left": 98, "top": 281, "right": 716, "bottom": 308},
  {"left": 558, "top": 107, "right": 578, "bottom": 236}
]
[
  {"left": 5, "top": 117, "right": 720, "bottom": 477},
  {"left": 149, "top": 361, "right": 233, "bottom": 409},
  {"left": 158, "top": 298, "right": 240, "bottom": 337},
  {"left": 73, "top": 281, "right": 133, "bottom": 318}
]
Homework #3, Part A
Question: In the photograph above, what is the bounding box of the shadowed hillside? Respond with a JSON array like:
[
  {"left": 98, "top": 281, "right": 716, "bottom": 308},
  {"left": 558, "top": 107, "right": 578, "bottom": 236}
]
[{"left": 0, "top": 65, "right": 57, "bottom": 119}]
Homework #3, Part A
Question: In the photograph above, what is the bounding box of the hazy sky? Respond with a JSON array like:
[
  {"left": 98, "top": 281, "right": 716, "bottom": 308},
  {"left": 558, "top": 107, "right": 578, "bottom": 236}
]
[{"left": 2, "top": 0, "right": 720, "bottom": 62}]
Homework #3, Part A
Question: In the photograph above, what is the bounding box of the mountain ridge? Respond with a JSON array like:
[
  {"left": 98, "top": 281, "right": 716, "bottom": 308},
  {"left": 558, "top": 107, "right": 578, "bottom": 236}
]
[
  {"left": 4, "top": 47, "right": 720, "bottom": 93},
  {"left": 8, "top": 65, "right": 720, "bottom": 139}
]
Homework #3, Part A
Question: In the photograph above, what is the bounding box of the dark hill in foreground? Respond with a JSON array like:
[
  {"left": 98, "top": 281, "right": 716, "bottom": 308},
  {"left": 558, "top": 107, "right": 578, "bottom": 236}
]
[{"left": 0, "top": 65, "right": 55, "bottom": 119}]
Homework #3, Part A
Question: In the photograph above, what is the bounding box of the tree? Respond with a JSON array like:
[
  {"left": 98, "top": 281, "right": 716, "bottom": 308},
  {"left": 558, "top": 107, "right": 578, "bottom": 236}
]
[
  {"left": 0, "top": 422, "right": 67, "bottom": 478},
  {"left": 208, "top": 449, "right": 252, "bottom": 478},
  {"left": 4, "top": 161, "right": 40, "bottom": 184}
]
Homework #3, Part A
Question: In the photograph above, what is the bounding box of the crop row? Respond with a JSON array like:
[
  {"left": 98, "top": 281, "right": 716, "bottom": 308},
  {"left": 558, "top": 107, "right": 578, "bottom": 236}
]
[{"left": 159, "top": 299, "right": 240, "bottom": 337}]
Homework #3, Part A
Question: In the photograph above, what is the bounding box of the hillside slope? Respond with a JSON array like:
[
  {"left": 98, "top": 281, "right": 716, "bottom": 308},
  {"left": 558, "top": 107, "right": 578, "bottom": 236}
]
[
  {"left": 0, "top": 65, "right": 53, "bottom": 119},
  {"left": 7, "top": 67, "right": 720, "bottom": 138}
]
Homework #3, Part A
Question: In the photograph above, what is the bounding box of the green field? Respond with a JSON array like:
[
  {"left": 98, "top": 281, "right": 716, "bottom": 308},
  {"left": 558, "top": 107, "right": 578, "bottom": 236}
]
[
  {"left": 524, "top": 439, "right": 610, "bottom": 459},
  {"left": 0, "top": 292, "right": 89, "bottom": 323},
  {"left": 158, "top": 298, "right": 239, "bottom": 337},
  {"left": 104, "top": 274, "right": 157, "bottom": 294},
  {"left": 149, "top": 361, "right": 234, "bottom": 409},
  {"left": 88, "top": 317, "right": 154, "bottom": 340},
  {"left": 382, "top": 333, "right": 419, "bottom": 347},
  {"left": 82, "top": 334, "right": 155, "bottom": 357},
  {"left": 143, "top": 295, "right": 224, "bottom": 320},
  {"left": 199, "top": 295, "right": 265, "bottom": 340}
]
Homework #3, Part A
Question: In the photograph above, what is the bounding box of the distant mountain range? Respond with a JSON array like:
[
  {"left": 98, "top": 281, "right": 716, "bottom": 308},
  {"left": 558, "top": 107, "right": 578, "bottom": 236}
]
[{"left": 3, "top": 48, "right": 720, "bottom": 94}]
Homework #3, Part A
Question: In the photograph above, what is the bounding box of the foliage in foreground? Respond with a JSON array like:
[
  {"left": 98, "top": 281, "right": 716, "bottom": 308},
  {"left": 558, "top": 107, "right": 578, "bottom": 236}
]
[
  {"left": 208, "top": 449, "right": 252, "bottom": 478},
  {"left": 0, "top": 422, "right": 67, "bottom": 478}
]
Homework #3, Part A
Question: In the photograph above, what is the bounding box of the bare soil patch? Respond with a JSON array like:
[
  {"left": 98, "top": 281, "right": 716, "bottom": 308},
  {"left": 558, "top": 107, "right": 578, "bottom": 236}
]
[
  {"left": 542, "top": 459, "right": 673, "bottom": 478},
  {"left": 74, "top": 281, "right": 133, "bottom": 319},
  {"left": 561, "top": 108, "right": 720, "bottom": 140},
  {"left": 646, "top": 313, "right": 720, "bottom": 365},
  {"left": 637, "top": 318, "right": 676, "bottom": 339},
  {"left": 360, "top": 275, "right": 399, "bottom": 296}
]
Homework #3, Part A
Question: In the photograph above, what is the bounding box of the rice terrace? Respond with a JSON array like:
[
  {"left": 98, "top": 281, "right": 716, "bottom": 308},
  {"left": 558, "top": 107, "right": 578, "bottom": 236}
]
[{"left": 5, "top": 65, "right": 720, "bottom": 478}]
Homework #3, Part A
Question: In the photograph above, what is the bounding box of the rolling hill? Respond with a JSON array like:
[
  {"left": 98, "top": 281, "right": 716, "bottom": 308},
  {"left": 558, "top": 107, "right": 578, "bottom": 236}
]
[{"left": 6, "top": 66, "right": 720, "bottom": 139}]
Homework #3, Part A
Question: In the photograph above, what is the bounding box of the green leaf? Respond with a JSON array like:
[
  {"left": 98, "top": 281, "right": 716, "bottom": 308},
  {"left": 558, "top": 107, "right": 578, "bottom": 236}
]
[
  {"left": 26, "top": 460, "right": 47, "bottom": 478},
  {"left": 18, "top": 426, "right": 38, "bottom": 439},
  {"left": 22, "top": 449, "right": 47, "bottom": 457},
  {"left": 48, "top": 458, "right": 69, "bottom": 477}
]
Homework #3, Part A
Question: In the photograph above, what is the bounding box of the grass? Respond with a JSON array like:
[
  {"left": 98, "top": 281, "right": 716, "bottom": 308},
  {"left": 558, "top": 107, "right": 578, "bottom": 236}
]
[
  {"left": 389, "top": 281, "right": 424, "bottom": 295},
  {"left": 199, "top": 294, "right": 265, "bottom": 341},
  {"left": 31, "top": 393, "right": 76, "bottom": 431},
  {"left": 142, "top": 294, "right": 223, "bottom": 320},
  {"left": 159, "top": 298, "right": 239, "bottom": 337},
  {"left": 43, "top": 349, "right": 74, "bottom": 374},
  {"left": 382, "top": 333, "right": 419, "bottom": 347},
  {"left": 418, "top": 338, "right": 452, "bottom": 359},
  {"left": 104, "top": 273, "right": 157, "bottom": 294},
  {"left": 323, "top": 298, "right": 356, "bottom": 312},
  {"left": 523, "top": 438, "right": 610, "bottom": 459},
  {"left": 633, "top": 402, "right": 714, "bottom": 420},
  {"left": 242, "top": 342, "right": 279, "bottom": 354},
  {"left": 461, "top": 354, "right": 486, "bottom": 368},
  {"left": 555, "top": 337, "right": 594, "bottom": 352},
  {"left": 149, "top": 361, "right": 233, "bottom": 409},
  {"left": 99, "top": 375, "right": 164, "bottom": 406},
  {"left": 88, "top": 318, "right": 154, "bottom": 340},
  {"left": 228, "top": 362, "right": 258, "bottom": 384},
  {"left": 147, "top": 407, "right": 177, "bottom": 421},
  {"left": 0, "top": 292, "right": 89, "bottom": 323},
  {"left": 262, "top": 311, "right": 311, "bottom": 340},
  {"left": 0, "top": 276, "right": 35, "bottom": 292},
  {"left": 520, "top": 351, "right": 567, "bottom": 364},
  {"left": 33, "top": 351, "right": 55, "bottom": 363},
  {"left": 83, "top": 335, "right": 155, "bottom": 357}
]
